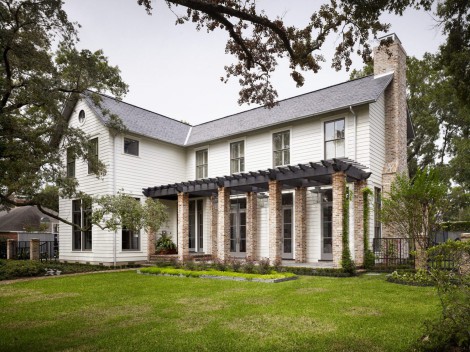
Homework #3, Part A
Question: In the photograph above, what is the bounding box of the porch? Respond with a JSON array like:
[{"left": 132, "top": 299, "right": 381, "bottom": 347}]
[{"left": 144, "top": 158, "right": 371, "bottom": 267}]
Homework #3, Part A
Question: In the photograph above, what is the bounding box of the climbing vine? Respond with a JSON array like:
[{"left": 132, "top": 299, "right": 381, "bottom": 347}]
[
  {"left": 341, "top": 185, "right": 356, "bottom": 274},
  {"left": 362, "top": 187, "right": 375, "bottom": 269}
]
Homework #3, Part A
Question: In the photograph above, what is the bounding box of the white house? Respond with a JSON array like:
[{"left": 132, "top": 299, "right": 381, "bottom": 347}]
[{"left": 59, "top": 34, "right": 411, "bottom": 267}]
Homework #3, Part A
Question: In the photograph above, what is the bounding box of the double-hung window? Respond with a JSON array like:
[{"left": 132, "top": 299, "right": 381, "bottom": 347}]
[
  {"left": 88, "top": 138, "right": 99, "bottom": 174},
  {"left": 72, "top": 199, "right": 92, "bottom": 251},
  {"left": 196, "top": 149, "right": 208, "bottom": 179},
  {"left": 230, "top": 141, "right": 245, "bottom": 174},
  {"left": 122, "top": 198, "right": 141, "bottom": 251},
  {"left": 66, "top": 147, "right": 75, "bottom": 178},
  {"left": 273, "top": 131, "right": 290, "bottom": 166},
  {"left": 324, "top": 118, "right": 345, "bottom": 159}
]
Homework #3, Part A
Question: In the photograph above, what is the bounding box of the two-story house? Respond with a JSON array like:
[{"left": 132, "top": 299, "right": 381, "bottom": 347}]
[{"left": 59, "top": 34, "right": 411, "bottom": 267}]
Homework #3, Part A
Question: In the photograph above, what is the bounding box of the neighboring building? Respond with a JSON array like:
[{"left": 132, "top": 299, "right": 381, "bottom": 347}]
[
  {"left": 59, "top": 34, "right": 411, "bottom": 266},
  {"left": 0, "top": 206, "right": 59, "bottom": 242}
]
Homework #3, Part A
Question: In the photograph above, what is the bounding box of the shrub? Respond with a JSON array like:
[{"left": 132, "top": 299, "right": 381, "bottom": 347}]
[
  {"left": 213, "top": 258, "right": 227, "bottom": 272},
  {"left": 242, "top": 257, "right": 255, "bottom": 274},
  {"left": 257, "top": 258, "right": 271, "bottom": 274},
  {"left": 228, "top": 257, "right": 242, "bottom": 272},
  {"left": 155, "top": 233, "right": 176, "bottom": 253}
]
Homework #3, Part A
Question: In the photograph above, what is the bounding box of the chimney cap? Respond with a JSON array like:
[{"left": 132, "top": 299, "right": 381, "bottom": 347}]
[{"left": 378, "top": 33, "right": 402, "bottom": 45}]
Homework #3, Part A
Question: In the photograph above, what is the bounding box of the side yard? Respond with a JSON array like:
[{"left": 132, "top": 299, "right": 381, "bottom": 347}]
[{"left": 0, "top": 272, "right": 438, "bottom": 352}]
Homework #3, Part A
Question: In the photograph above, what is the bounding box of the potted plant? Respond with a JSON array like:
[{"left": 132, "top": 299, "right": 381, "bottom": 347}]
[{"left": 155, "top": 233, "right": 177, "bottom": 254}]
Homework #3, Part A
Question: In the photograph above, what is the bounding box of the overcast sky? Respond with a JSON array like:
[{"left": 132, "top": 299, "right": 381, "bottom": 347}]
[{"left": 63, "top": 0, "right": 444, "bottom": 125}]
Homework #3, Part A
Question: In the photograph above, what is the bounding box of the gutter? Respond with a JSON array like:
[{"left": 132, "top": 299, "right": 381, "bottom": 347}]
[
  {"left": 349, "top": 106, "right": 357, "bottom": 160},
  {"left": 112, "top": 135, "right": 117, "bottom": 267}
]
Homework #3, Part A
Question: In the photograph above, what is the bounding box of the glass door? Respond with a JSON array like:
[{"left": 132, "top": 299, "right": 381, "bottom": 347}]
[
  {"left": 282, "top": 193, "right": 294, "bottom": 259},
  {"left": 230, "top": 198, "right": 246, "bottom": 257},
  {"left": 321, "top": 190, "right": 333, "bottom": 260},
  {"left": 189, "top": 199, "right": 204, "bottom": 253}
]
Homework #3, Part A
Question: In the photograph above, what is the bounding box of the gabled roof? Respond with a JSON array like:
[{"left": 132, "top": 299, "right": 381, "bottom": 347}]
[
  {"left": 76, "top": 73, "right": 393, "bottom": 147},
  {"left": 186, "top": 73, "right": 393, "bottom": 146},
  {"left": 83, "top": 94, "right": 192, "bottom": 146},
  {"left": 0, "top": 206, "right": 58, "bottom": 232}
]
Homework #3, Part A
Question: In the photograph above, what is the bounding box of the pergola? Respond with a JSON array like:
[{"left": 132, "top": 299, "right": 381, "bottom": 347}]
[{"left": 143, "top": 158, "right": 371, "bottom": 267}]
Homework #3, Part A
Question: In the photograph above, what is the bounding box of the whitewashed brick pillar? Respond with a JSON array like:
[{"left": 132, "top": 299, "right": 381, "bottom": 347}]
[
  {"left": 246, "top": 191, "right": 258, "bottom": 260},
  {"left": 217, "top": 187, "right": 230, "bottom": 261},
  {"left": 332, "top": 172, "right": 346, "bottom": 267},
  {"left": 177, "top": 192, "right": 190, "bottom": 261},
  {"left": 268, "top": 180, "right": 282, "bottom": 262}
]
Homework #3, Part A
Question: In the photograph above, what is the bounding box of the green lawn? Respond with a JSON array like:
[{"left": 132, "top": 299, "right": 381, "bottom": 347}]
[{"left": 0, "top": 271, "right": 439, "bottom": 352}]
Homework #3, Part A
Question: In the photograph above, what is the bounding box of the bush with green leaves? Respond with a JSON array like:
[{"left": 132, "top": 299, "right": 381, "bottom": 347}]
[{"left": 155, "top": 233, "right": 176, "bottom": 252}]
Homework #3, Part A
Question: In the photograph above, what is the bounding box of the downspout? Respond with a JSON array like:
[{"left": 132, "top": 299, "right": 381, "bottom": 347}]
[
  {"left": 112, "top": 135, "right": 117, "bottom": 267},
  {"left": 349, "top": 106, "right": 357, "bottom": 160}
]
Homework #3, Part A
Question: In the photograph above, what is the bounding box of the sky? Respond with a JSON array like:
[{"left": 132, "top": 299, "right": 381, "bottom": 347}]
[{"left": 63, "top": 0, "right": 444, "bottom": 125}]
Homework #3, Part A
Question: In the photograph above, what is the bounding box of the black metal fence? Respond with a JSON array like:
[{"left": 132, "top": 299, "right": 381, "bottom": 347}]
[
  {"left": 373, "top": 237, "right": 415, "bottom": 267},
  {"left": 39, "top": 241, "right": 59, "bottom": 262},
  {"left": 11, "top": 241, "right": 30, "bottom": 260},
  {"left": 0, "top": 240, "right": 6, "bottom": 259}
]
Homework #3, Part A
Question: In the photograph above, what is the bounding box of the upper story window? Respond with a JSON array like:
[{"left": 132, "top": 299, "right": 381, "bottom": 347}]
[
  {"left": 72, "top": 199, "right": 92, "bottom": 251},
  {"left": 124, "top": 137, "right": 139, "bottom": 156},
  {"left": 66, "top": 147, "right": 75, "bottom": 178},
  {"left": 273, "top": 130, "right": 290, "bottom": 167},
  {"left": 88, "top": 138, "right": 98, "bottom": 174},
  {"left": 196, "top": 149, "right": 208, "bottom": 179},
  {"left": 78, "top": 110, "right": 85, "bottom": 124},
  {"left": 324, "top": 118, "right": 345, "bottom": 159},
  {"left": 230, "top": 141, "right": 245, "bottom": 174}
]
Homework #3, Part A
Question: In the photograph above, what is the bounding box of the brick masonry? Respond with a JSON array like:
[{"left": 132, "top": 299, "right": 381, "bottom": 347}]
[
  {"left": 30, "top": 238, "right": 40, "bottom": 260},
  {"left": 210, "top": 194, "right": 218, "bottom": 258},
  {"left": 217, "top": 187, "right": 230, "bottom": 261},
  {"left": 268, "top": 180, "right": 282, "bottom": 262},
  {"left": 374, "top": 36, "right": 408, "bottom": 238},
  {"left": 332, "top": 172, "right": 346, "bottom": 267},
  {"left": 177, "top": 192, "right": 189, "bottom": 261},
  {"left": 294, "top": 187, "right": 307, "bottom": 263},
  {"left": 354, "top": 180, "right": 367, "bottom": 266},
  {"left": 246, "top": 192, "right": 258, "bottom": 260}
]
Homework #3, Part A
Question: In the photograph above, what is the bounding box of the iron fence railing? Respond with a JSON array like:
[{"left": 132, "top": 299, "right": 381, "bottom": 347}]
[
  {"left": 373, "top": 237, "right": 415, "bottom": 267},
  {"left": 12, "top": 241, "right": 30, "bottom": 260},
  {"left": 39, "top": 241, "right": 59, "bottom": 262},
  {"left": 0, "top": 240, "right": 6, "bottom": 259}
]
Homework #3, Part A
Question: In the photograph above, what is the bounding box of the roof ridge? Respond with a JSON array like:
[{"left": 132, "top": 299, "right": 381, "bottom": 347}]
[
  {"left": 86, "top": 90, "right": 194, "bottom": 127},
  {"left": 192, "top": 75, "right": 374, "bottom": 127}
]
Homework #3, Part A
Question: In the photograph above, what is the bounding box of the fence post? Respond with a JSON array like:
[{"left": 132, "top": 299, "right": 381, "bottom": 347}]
[
  {"left": 6, "top": 239, "right": 15, "bottom": 259},
  {"left": 30, "top": 239, "right": 40, "bottom": 260}
]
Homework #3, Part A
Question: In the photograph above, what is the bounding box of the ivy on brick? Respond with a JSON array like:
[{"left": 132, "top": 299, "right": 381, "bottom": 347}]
[{"left": 362, "top": 187, "right": 375, "bottom": 269}]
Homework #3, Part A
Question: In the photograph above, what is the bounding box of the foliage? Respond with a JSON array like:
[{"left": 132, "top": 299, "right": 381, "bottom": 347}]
[
  {"left": 155, "top": 233, "right": 176, "bottom": 252},
  {"left": 381, "top": 168, "right": 449, "bottom": 266},
  {"left": 387, "top": 269, "right": 436, "bottom": 287},
  {"left": 139, "top": 266, "right": 295, "bottom": 281},
  {"left": 256, "top": 258, "right": 271, "bottom": 275},
  {"left": 0, "top": 0, "right": 128, "bottom": 221},
  {"left": 440, "top": 221, "right": 470, "bottom": 232},
  {"left": 416, "top": 241, "right": 470, "bottom": 351},
  {"left": 341, "top": 186, "right": 356, "bottom": 274},
  {"left": 92, "top": 193, "right": 168, "bottom": 233},
  {"left": 0, "top": 260, "right": 114, "bottom": 281},
  {"left": 362, "top": 187, "right": 375, "bottom": 269},
  {"left": 277, "top": 266, "right": 353, "bottom": 277}
]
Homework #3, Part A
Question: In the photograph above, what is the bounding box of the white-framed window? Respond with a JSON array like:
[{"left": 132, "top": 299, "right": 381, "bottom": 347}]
[
  {"left": 122, "top": 198, "right": 141, "bottom": 251},
  {"left": 324, "top": 118, "right": 345, "bottom": 159},
  {"left": 72, "top": 199, "right": 92, "bottom": 251},
  {"left": 273, "top": 130, "right": 290, "bottom": 166},
  {"left": 196, "top": 149, "right": 208, "bottom": 179},
  {"left": 88, "top": 137, "right": 98, "bottom": 174},
  {"left": 230, "top": 140, "right": 245, "bottom": 174},
  {"left": 78, "top": 110, "right": 86, "bottom": 124},
  {"left": 124, "top": 137, "right": 139, "bottom": 156}
]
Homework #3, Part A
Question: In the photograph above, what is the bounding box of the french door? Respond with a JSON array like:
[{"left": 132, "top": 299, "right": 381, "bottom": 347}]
[
  {"left": 189, "top": 199, "right": 204, "bottom": 253},
  {"left": 282, "top": 193, "right": 294, "bottom": 259},
  {"left": 321, "top": 190, "right": 333, "bottom": 260},
  {"left": 230, "top": 198, "right": 246, "bottom": 257}
]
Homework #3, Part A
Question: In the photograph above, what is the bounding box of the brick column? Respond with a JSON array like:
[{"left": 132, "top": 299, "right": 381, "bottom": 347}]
[
  {"left": 332, "top": 172, "right": 346, "bottom": 267},
  {"left": 177, "top": 192, "right": 190, "bottom": 261},
  {"left": 217, "top": 187, "right": 230, "bottom": 261},
  {"left": 210, "top": 194, "right": 218, "bottom": 258},
  {"left": 294, "top": 187, "right": 307, "bottom": 263},
  {"left": 268, "top": 180, "right": 282, "bottom": 262},
  {"left": 354, "top": 180, "right": 367, "bottom": 266},
  {"left": 30, "top": 238, "right": 40, "bottom": 261},
  {"left": 6, "top": 239, "right": 15, "bottom": 259},
  {"left": 246, "top": 192, "right": 258, "bottom": 260}
]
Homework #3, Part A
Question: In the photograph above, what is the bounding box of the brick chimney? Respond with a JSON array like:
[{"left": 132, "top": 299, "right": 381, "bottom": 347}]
[{"left": 374, "top": 34, "right": 408, "bottom": 195}]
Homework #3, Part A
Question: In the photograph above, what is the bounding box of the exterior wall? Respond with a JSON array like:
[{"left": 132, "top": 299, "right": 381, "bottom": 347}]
[{"left": 59, "top": 99, "right": 186, "bottom": 265}]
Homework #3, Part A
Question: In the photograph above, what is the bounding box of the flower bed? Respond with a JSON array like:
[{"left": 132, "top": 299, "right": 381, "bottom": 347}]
[{"left": 138, "top": 266, "right": 297, "bottom": 283}]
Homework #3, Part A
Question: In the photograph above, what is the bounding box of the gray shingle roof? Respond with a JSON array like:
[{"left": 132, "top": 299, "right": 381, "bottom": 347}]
[
  {"left": 186, "top": 73, "right": 393, "bottom": 145},
  {"left": 84, "top": 94, "right": 192, "bottom": 146},
  {"left": 0, "top": 206, "right": 58, "bottom": 232},
  {"left": 83, "top": 73, "right": 392, "bottom": 147}
]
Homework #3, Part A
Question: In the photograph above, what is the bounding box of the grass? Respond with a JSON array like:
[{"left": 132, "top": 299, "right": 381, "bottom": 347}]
[
  {"left": 0, "top": 271, "right": 439, "bottom": 352},
  {"left": 139, "top": 266, "right": 297, "bottom": 280}
]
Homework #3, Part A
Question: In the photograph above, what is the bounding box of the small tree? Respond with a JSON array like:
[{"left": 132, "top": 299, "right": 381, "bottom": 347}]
[
  {"left": 362, "top": 187, "right": 375, "bottom": 269},
  {"left": 91, "top": 194, "right": 168, "bottom": 235},
  {"left": 381, "top": 167, "right": 449, "bottom": 268}
]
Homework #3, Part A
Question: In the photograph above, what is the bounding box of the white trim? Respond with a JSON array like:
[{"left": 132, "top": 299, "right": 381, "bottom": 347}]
[
  {"left": 184, "top": 126, "right": 193, "bottom": 145},
  {"left": 373, "top": 71, "right": 394, "bottom": 79}
]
